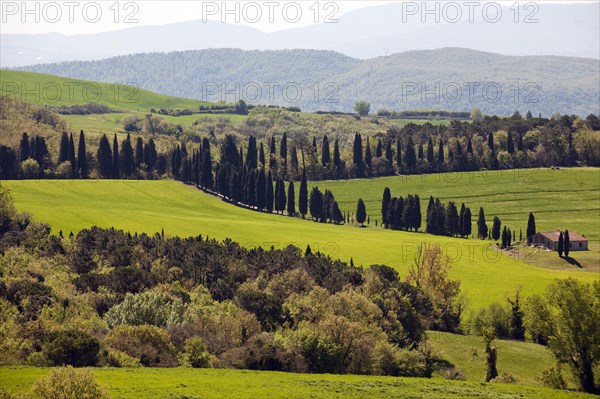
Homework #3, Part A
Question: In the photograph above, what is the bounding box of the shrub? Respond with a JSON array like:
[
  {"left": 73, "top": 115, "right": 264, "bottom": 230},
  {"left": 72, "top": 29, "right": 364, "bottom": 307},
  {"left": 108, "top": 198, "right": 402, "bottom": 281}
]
[
  {"left": 184, "top": 337, "right": 212, "bottom": 368},
  {"left": 42, "top": 330, "right": 100, "bottom": 367},
  {"left": 104, "top": 291, "right": 184, "bottom": 328},
  {"left": 0, "top": 387, "right": 16, "bottom": 399},
  {"left": 104, "top": 325, "right": 177, "bottom": 367},
  {"left": 31, "top": 367, "right": 109, "bottom": 399},
  {"left": 25, "top": 352, "right": 53, "bottom": 367},
  {"left": 105, "top": 350, "right": 142, "bottom": 368},
  {"left": 492, "top": 372, "right": 518, "bottom": 384},
  {"left": 444, "top": 367, "right": 467, "bottom": 380},
  {"left": 538, "top": 365, "right": 567, "bottom": 390}
]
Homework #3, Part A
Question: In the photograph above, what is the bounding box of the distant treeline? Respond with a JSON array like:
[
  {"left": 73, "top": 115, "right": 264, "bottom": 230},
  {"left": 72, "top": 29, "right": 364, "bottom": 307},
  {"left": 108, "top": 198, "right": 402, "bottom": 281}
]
[{"left": 377, "top": 109, "right": 471, "bottom": 120}]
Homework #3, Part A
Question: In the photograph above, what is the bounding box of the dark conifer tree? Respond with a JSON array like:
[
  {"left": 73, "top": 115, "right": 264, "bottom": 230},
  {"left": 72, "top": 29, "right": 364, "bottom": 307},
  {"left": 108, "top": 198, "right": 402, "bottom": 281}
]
[
  {"left": 396, "top": 138, "right": 402, "bottom": 171},
  {"left": 437, "top": 137, "right": 444, "bottom": 166},
  {"left": 477, "top": 207, "right": 488, "bottom": 239},
  {"left": 97, "top": 134, "right": 113, "bottom": 178},
  {"left": 427, "top": 137, "right": 434, "bottom": 165},
  {"left": 564, "top": 230, "right": 570, "bottom": 257},
  {"left": 517, "top": 133, "right": 524, "bottom": 152},
  {"left": 356, "top": 198, "right": 367, "bottom": 227},
  {"left": 33, "top": 136, "right": 49, "bottom": 169},
  {"left": 200, "top": 148, "right": 213, "bottom": 188},
  {"left": 259, "top": 142, "right": 266, "bottom": 167},
  {"left": 526, "top": 212, "right": 536, "bottom": 244},
  {"left": 333, "top": 139, "right": 341, "bottom": 168},
  {"left": 290, "top": 146, "right": 299, "bottom": 177},
  {"left": 519, "top": 228, "right": 523, "bottom": 242},
  {"left": 19, "top": 132, "right": 30, "bottom": 161},
  {"left": 467, "top": 136, "right": 474, "bottom": 155},
  {"left": 246, "top": 136, "right": 258, "bottom": 170},
  {"left": 68, "top": 133, "right": 76, "bottom": 175},
  {"left": 382, "top": 187, "right": 391, "bottom": 227},
  {"left": 446, "top": 202, "right": 459, "bottom": 236},
  {"left": 299, "top": 169, "right": 308, "bottom": 218},
  {"left": 58, "top": 132, "right": 69, "bottom": 164},
  {"left": 331, "top": 201, "right": 344, "bottom": 224},
  {"left": 269, "top": 135, "right": 277, "bottom": 169},
  {"left": 492, "top": 216, "right": 501, "bottom": 241},
  {"left": 459, "top": 203, "right": 466, "bottom": 237},
  {"left": 265, "top": 171, "right": 274, "bottom": 213},
  {"left": 365, "top": 138, "right": 372, "bottom": 169},
  {"left": 246, "top": 170, "right": 256, "bottom": 207},
  {"left": 501, "top": 226, "right": 508, "bottom": 248},
  {"left": 488, "top": 132, "right": 495, "bottom": 153},
  {"left": 221, "top": 135, "right": 241, "bottom": 169},
  {"left": 77, "top": 130, "right": 88, "bottom": 178},
  {"left": 309, "top": 187, "right": 323, "bottom": 221},
  {"left": 256, "top": 169, "right": 266, "bottom": 210},
  {"left": 463, "top": 207, "right": 472, "bottom": 238},
  {"left": 144, "top": 138, "right": 158, "bottom": 172},
  {"left": 287, "top": 181, "right": 295, "bottom": 216},
  {"left": 122, "top": 133, "right": 134, "bottom": 178},
  {"left": 353, "top": 133, "right": 363, "bottom": 173},
  {"left": 507, "top": 132, "right": 515, "bottom": 154},
  {"left": 385, "top": 140, "right": 393, "bottom": 164},
  {"left": 322, "top": 135, "right": 331, "bottom": 166},
  {"left": 277, "top": 178, "right": 287, "bottom": 214},
  {"left": 413, "top": 195, "right": 422, "bottom": 231},
  {"left": 135, "top": 137, "right": 144, "bottom": 167},
  {"left": 239, "top": 146, "right": 244, "bottom": 169},
  {"left": 404, "top": 137, "right": 417, "bottom": 171},
  {"left": 281, "top": 134, "right": 289, "bottom": 168},
  {"left": 112, "top": 134, "right": 120, "bottom": 178},
  {"left": 0, "top": 146, "right": 18, "bottom": 179},
  {"left": 418, "top": 143, "right": 424, "bottom": 162},
  {"left": 376, "top": 139, "right": 383, "bottom": 158}
]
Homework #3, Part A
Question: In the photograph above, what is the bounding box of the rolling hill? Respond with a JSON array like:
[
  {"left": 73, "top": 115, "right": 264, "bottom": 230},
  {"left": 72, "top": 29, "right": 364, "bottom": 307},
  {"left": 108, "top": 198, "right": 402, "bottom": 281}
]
[{"left": 13, "top": 48, "right": 600, "bottom": 115}]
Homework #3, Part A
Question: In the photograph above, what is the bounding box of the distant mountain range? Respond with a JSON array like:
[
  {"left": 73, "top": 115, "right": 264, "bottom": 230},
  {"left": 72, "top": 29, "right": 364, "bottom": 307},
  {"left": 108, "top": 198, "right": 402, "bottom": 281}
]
[
  {"left": 14, "top": 48, "right": 600, "bottom": 116},
  {"left": 2, "top": 2, "right": 598, "bottom": 67}
]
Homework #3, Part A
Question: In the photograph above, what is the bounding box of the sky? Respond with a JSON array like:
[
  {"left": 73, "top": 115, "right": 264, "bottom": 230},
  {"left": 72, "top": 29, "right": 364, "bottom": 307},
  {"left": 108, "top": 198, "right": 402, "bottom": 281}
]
[{"left": 1, "top": 0, "right": 594, "bottom": 35}]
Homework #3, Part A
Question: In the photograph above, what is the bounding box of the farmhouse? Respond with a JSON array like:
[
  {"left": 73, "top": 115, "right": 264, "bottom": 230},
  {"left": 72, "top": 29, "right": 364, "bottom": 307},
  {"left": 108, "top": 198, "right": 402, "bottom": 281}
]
[{"left": 531, "top": 231, "right": 588, "bottom": 251}]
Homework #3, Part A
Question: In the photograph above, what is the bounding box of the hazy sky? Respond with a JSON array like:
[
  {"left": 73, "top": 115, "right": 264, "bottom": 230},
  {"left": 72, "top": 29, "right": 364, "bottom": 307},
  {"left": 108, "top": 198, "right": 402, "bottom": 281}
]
[{"left": 1, "top": 0, "right": 593, "bottom": 35}]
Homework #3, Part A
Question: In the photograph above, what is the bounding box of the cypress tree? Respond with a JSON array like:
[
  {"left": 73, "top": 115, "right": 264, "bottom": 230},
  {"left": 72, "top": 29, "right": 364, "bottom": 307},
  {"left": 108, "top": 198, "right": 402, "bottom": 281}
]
[
  {"left": 463, "top": 207, "right": 472, "bottom": 238},
  {"left": 396, "top": 138, "right": 402, "bottom": 171},
  {"left": 382, "top": 187, "right": 391, "bottom": 227},
  {"left": 287, "top": 181, "right": 295, "bottom": 216},
  {"left": 517, "top": 133, "right": 524, "bottom": 152},
  {"left": 404, "top": 137, "right": 417, "bottom": 171},
  {"left": 459, "top": 203, "right": 466, "bottom": 237},
  {"left": 280, "top": 133, "right": 287, "bottom": 166},
  {"left": 365, "top": 138, "right": 372, "bottom": 169},
  {"left": 322, "top": 135, "right": 331, "bottom": 166},
  {"left": 413, "top": 194, "right": 422, "bottom": 231},
  {"left": 122, "top": 133, "right": 134, "bottom": 178},
  {"left": 526, "top": 212, "right": 536, "bottom": 244},
  {"left": 418, "top": 143, "right": 424, "bottom": 161},
  {"left": 58, "top": 132, "right": 69, "bottom": 164},
  {"left": 488, "top": 132, "right": 495, "bottom": 153},
  {"left": 557, "top": 231, "right": 564, "bottom": 257},
  {"left": 144, "top": 138, "right": 158, "bottom": 171},
  {"left": 290, "top": 146, "right": 299, "bottom": 177},
  {"left": 376, "top": 139, "right": 383, "bottom": 157},
  {"left": 478, "top": 207, "right": 488, "bottom": 239},
  {"left": 33, "top": 136, "right": 49, "bottom": 169},
  {"left": 269, "top": 135, "right": 277, "bottom": 169},
  {"left": 492, "top": 216, "right": 501, "bottom": 241},
  {"left": 265, "top": 171, "right": 274, "bottom": 213},
  {"left": 77, "top": 130, "right": 88, "bottom": 178},
  {"left": 278, "top": 178, "right": 287, "bottom": 214},
  {"left": 356, "top": 198, "right": 367, "bottom": 227},
  {"left": 385, "top": 140, "right": 393, "bottom": 164},
  {"left": 309, "top": 187, "right": 323, "bottom": 221},
  {"left": 256, "top": 169, "right": 266, "bottom": 209},
  {"left": 135, "top": 137, "right": 144, "bottom": 167},
  {"left": 519, "top": 228, "right": 523, "bottom": 242},
  {"left": 19, "top": 132, "right": 30, "bottom": 161},
  {"left": 507, "top": 132, "right": 515, "bottom": 154},
  {"left": 564, "top": 230, "right": 570, "bottom": 257},
  {"left": 438, "top": 137, "right": 444, "bottom": 166},
  {"left": 299, "top": 170, "right": 308, "bottom": 218},
  {"left": 246, "top": 170, "right": 256, "bottom": 206},
  {"left": 97, "top": 134, "right": 113, "bottom": 178},
  {"left": 353, "top": 133, "right": 363, "bottom": 171},
  {"left": 112, "top": 134, "right": 120, "bottom": 178},
  {"left": 68, "top": 132, "right": 76, "bottom": 176},
  {"left": 259, "top": 142, "right": 266, "bottom": 166},
  {"left": 467, "top": 136, "right": 473, "bottom": 155},
  {"left": 333, "top": 139, "right": 341, "bottom": 168},
  {"left": 331, "top": 201, "right": 344, "bottom": 224},
  {"left": 246, "top": 136, "right": 257, "bottom": 170},
  {"left": 446, "top": 201, "right": 459, "bottom": 236}
]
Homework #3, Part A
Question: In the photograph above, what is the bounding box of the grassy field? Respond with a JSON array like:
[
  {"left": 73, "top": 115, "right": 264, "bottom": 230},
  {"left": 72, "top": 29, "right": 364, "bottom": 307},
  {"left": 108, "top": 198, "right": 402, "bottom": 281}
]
[
  {"left": 3, "top": 179, "right": 598, "bottom": 310},
  {"left": 0, "top": 366, "right": 594, "bottom": 399},
  {"left": 0, "top": 70, "right": 214, "bottom": 111},
  {"left": 312, "top": 168, "right": 600, "bottom": 246}
]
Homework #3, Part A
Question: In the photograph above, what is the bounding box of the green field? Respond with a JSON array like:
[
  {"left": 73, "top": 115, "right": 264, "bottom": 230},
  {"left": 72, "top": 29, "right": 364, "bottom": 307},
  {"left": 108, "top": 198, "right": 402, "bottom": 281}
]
[
  {"left": 0, "top": 70, "right": 213, "bottom": 111},
  {"left": 0, "top": 366, "right": 594, "bottom": 399},
  {"left": 3, "top": 179, "right": 598, "bottom": 310},
  {"left": 312, "top": 168, "right": 600, "bottom": 245}
]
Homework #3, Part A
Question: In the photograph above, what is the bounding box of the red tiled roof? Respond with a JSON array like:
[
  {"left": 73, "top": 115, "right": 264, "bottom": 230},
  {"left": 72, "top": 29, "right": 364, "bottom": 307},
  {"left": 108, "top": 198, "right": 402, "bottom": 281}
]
[{"left": 538, "top": 231, "right": 587, "bottom": 242}]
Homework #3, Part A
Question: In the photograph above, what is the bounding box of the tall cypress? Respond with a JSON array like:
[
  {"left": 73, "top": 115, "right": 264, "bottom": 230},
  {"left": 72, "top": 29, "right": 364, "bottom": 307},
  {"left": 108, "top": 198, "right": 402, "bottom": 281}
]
[
  {"left": 201, "top": 149, "right": 213, "bottom": 188},
  {"left": 58, "top": 132, "right": 69, "bottom": 164},
  {"left": 299, "top": 169, "right": 308, "bottom": 218},
  {"left": 144, "top": 138, "right": 158, "bottom": 171},
  {"left": 97, "top": 134, "right": 112, "bottom": 178},
  {"left": 256, "top": 169, "right": 266, "bottom": 210},
  {"left": 322, "top": 135, "right": 331, "bottom": 166},
  {"left": 437, "top": 137, "right": 444, "bottom": 166},
  {"left": 333, "top": 139, "right": 341, "bottom": 168},
  {"left": 290, "top": 146, "right": 299, "bottom": 177},
  {"left": 287, "top": 181, "right": 295, "bottom": 216},
  {"left": 77, "top": 130, "right": 88, "bottom": 178},
  {"left": 365, "top": 138, "right": 372, "bottom": 168},
  {"left": 309, "top": 187, "right": 323, "bottom": 221},
  {"left": 492, "top": 216, "right": 501, "bottom": 241},
  {"left": 385, "top": 141, "right": 393, "bottom": 164},
  {"left": 396, "top": 138, "right": 402, "bottom": 170},
  {"left": 278, "top": 178, "right": 287, "bottom": 214},
  {"left": 246, "top": 136, "right": 257, "bottom": 170},
  {"left": 404, "top": 137, "right": 417, "bottom": 171},
  {"left": 353, "top": 133, "right": 363, "bottom": 170},
  {"left": 135, "top": 137, "right": 144, "bottom": 167},
  {"left": 477, "top": 207, "right": 488, "bottom": 239},
  {"left": 526, "top": 212, "right": 536, "bottom": 244},
  {"left": 488, "top": 132, "right": 495, "bottom": 153},
  {"left": 122, "top": 133, "right": 134, "bottom": 178},
  {"left": 19, "top": 132, "right": 30, "bottom": 161},
  {"left": 68, "top": 132, "right": 77, "bottom": 176},
  {"left": 356, "top": 198, "right": 367, "bottom": 227},
  {"left": 427, "top": 137, "right": 434, "bottom": 165},
  {"left": 265, "top": 171, "right": 274, "bottom": 213},
  {"left": 376, "top": 139, "right": 383, "bottom": 157},
  {"left": 113, "top": 134, "right": 120, "bottom": 178},
  {"left": 280, "top": 133, "right": 288, "bottom": 167},
  {"left": 507, "top": 132, "right": 515, "bottom": 154},
  {"left": 382, "top": 187, "right": 391, "bottom": 227},
  {"left": 564, "top": 230, "right": 570, "bottom": 257},
  {"left": 259, "top": 142, "right": 266, "bottom": 166},
  {"left": 558, "top": 231, "right": 564, "bottom": 257}
]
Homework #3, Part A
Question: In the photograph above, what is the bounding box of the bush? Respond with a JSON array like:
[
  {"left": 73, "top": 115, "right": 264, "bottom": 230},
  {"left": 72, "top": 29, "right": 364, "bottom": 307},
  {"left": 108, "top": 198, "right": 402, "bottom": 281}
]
[
  {"left": 42, "top": 330, "right": 100, "bottom": 367},
  {"left": 492, "top": 372, "right": 518, "bottom": 384},
  {"left": 538, "top": 365, "right": 567, "bottom": 390},
  {"left": 184, "top": 337, "right": 212, "bottom": 368},
  {"left": 31, "top": 367, "right": 109, "bottom": 399},
  {"left": 444, "top": 367, "right": 467, "bottom": 380},
  {"left": 104, "top": 291, "right": 184, "bottom": 328},
  {"left": 104, "top": 325, "right": 177, "bottom": 367},
  {"left": 105, "top": 350, "right": 142, "bottom": 368},
  {"left": 25, "top": 351, "right": 53, "bottom": 367}
]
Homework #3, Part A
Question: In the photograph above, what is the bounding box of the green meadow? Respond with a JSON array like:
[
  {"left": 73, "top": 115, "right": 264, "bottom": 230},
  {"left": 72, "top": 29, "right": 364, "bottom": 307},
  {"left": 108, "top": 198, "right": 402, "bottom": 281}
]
[
  {"left": 3, "top": 179, "right": 598, "bottom": 310},
  {"left": 0, "top": 366, "right": 594, "bottom": 399}
]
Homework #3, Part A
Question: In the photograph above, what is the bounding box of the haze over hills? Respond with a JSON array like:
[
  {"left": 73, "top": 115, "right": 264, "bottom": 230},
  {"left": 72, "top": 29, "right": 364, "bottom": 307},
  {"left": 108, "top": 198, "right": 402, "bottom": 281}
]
[
  {"left": 14, "top": 48, "right": 600, "bottom": 116},
  {"left": 2, "top": 2, "right": 598, "bottom": 67}
]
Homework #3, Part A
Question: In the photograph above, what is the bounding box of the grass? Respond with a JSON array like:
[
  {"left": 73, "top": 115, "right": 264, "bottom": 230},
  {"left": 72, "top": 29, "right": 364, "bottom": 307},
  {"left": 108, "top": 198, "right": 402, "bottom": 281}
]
[
  {"left": 0, "top": 367, "right": 594, "bottom": 399},
  {"left": 0, "top": 70, "right": 214, "bottom": 112},
  {"left": 2, "top": 179, "right": 598, "bottom": 311},
  {"left": 311, "top": 168, "right": 600, "bottom": 247}
]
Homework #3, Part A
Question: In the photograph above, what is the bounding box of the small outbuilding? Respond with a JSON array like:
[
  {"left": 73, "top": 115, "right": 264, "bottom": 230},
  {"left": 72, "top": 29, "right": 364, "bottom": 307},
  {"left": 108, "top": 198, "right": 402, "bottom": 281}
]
[{"left": 530, "top": 231, "right": 588, "bottom": 251}]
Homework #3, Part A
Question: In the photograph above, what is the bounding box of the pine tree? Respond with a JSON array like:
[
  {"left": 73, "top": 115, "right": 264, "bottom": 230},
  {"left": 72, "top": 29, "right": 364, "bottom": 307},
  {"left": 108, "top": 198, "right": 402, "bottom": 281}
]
[
  {"left": 558, "top": 231, "right": 564, "bottom": 257},
  {"left": 492, "top": 216, "right": 501, "bottom": 241},
  {"left": 122, "top": 133, "right": 134, "bottom": 178},
  {"left": 265, "top": 171, "right": 274, "bottom": 212},
  {"left": 564, "top": 230, "right": 570, "bottom": 257},
  {"left": 382, "top": 187, "right": 391, "bottom": 227},
  {"left": 19, "top": 132, "right": 30, "bottom": 161},
  {"left": 97, "top": 134, "right": 113, "bottom": 178},
  {"left": 526, "top": 110, "right": 533, "bottom": 120},
  {"left": 526, "top": 212, "right": 536, "bottom": 244},
  {"left": 135, "top": 137, "right": 144, "bottom": 167},
  {"left": 333, "top": 139, "right": 341, "bottom": 168},
  {"left": 478, "top": 207, "right": 488, "bottom": 239},
  {"left": 356, "top": 198, "right": 367, "bottom": 227},
  {"left": 287, "top": 181, "right": 295, "bottom": 216},
  {"left": 58, "top": 132, "right": 69, "bottom": 164},
  {"left": 309, "top": 187, "right": 323, "bottom": 222},
  {"left": 77, "top": 130, "right": 88, "bottom": 178},
  {"left": 112, "top": 134, "right": 120, "bottom": 178},
  {"left": 376, "top": 139, "right": 383, "bottom": 157},
  {"left": 322, "top": 135, "right": 331, "bottom": 166},
  {"left": 299, "top": 169, "right": 308, "bottom": 218}
]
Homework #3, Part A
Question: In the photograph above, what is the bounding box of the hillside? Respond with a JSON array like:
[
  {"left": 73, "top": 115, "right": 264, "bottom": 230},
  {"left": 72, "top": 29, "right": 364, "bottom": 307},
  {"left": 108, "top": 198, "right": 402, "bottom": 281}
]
[
  {"left": 3, "top": 179, "right": 598, "bottom": 311},
  {"left": 14, "top": 48, "right": 600, "bottom": 116}
]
